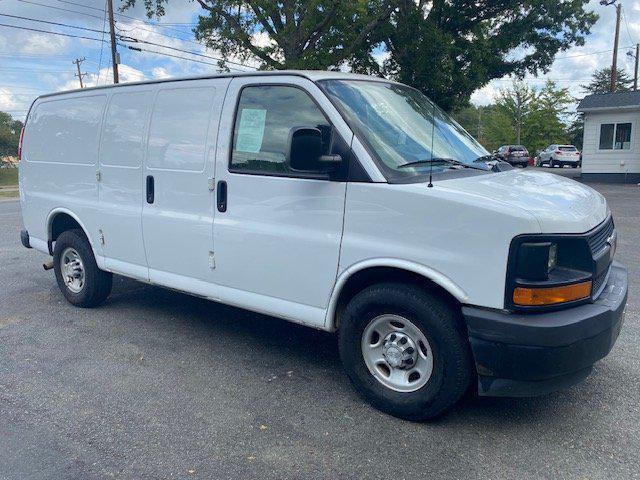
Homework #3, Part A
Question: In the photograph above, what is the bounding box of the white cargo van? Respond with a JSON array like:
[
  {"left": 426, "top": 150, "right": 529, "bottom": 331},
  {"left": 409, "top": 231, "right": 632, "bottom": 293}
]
[{"left": 19, "top": 71, "right": 627, "bottom": 420}]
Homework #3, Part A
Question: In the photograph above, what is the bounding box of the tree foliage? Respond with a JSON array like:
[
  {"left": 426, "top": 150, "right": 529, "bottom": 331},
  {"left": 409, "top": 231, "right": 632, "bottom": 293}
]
[
  {"left": 0, "top": 111, "right": 23, "bottom": 158},
  {"left": 452, "top": 80, "right": 574, "bottom": 154},
  {"left": 580, "top": 67, "right": 633, "bottom": 95},
  {"left": 123, "top": 0, "right": 597, "bottom": 109},
  {"left": 122, "top": 0, "right": 395, "bottom": 70},
  {"left": 382, "top": 0, "right": 597, "bottom": 110}
]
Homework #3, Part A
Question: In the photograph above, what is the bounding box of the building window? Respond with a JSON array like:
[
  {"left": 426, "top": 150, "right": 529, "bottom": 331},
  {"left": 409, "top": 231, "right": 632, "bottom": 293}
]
[
  {"left": 614, "top": 123, "right": 632, "bottom": 149},
  {"left": 599, "top": 122, "right": 631, "bottom": 150}
]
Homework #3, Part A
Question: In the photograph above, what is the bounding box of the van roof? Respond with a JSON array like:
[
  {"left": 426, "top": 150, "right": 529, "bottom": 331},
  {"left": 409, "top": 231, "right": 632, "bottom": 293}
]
[{"left": 36, "top": 70, "right": 396, "bottom": 99}]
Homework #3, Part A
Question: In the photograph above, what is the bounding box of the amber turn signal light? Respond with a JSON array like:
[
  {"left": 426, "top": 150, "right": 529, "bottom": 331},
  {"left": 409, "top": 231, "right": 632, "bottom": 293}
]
[{"left": 513, "top": 281, "right": 592, "bottom": 306}]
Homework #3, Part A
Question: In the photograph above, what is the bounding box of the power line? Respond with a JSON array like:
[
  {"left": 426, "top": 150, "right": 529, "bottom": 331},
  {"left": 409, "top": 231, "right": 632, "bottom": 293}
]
[
  {"left": 15, "top": 0, "right": 105, "bottom": 21},
  {"left": 0, "top": 13, "right": 109, "bottom": 35},
  {"left": 122, "top": 44, "right": 245, "bottom": 72},
  {"left": 97, "top": 0, "right": 108, "bottom": 82},
  {"left": 0, "top": 23, "right": 108, "bottom": 43},
  {"left": 118, "top": 36, "right": 255, "bottom": 69},
  {"left": 0, "top": 14, "right": 256, "bottom": 71},
  {"left": 622, "top": 6, "right": 635, "bottom": 45}
]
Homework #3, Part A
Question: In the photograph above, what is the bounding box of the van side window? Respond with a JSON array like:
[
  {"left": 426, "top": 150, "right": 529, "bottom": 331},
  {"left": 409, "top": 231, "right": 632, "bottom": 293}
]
[
  {"left": 27, "top": 95, "right": 106, "bottom": 165},
  {"left": 147, "top": 87, "right": 216, "bottom": 172},
  {"left": 101, "top": 91, "right": 151, "bottom": 168},
  {"left": 230, "top": 85, "right": 331, "bottom": 174}
]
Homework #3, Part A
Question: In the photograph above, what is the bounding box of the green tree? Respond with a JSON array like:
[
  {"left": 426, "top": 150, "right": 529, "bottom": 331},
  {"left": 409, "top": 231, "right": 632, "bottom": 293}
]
[
  {"left": 581, "top": 67, "right": 632, "bottom": 94},
  {"left": 567, "top": 115, "right": 584, "bottom": 150},
  {"left": 482, "top": 107, "right": 516, "bottom": 152},
  {"left": 383, "top": 0, "right": 597, "bottom": 111},
  {"left": 494, "top": 81, "right": 536, "bottom": 145},
  {"left": 122, "top": 0, "right": 395, "bottom": 70},
  {"left": 0, "top": 111, "right": 23, "bottom": 158},
  {"left": 523, "top": 80, "right": 572, "bottom": 153}
]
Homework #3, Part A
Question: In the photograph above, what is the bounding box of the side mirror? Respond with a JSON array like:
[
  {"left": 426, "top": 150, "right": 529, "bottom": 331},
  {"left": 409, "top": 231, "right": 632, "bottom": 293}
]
[{"left": 287, "top": 126, "right": 342, "bottom": 173}]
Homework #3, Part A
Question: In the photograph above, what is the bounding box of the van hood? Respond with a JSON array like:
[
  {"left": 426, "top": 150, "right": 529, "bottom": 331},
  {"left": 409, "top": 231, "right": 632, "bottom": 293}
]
[{"left": 437, "top": 169, "right": 608, "bottom": 233}]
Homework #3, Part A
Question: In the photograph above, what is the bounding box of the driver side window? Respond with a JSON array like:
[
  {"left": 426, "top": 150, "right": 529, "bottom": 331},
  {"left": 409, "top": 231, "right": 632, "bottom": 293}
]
[{"left": 230, "top": 85, "right": 332, "bottom": 175}]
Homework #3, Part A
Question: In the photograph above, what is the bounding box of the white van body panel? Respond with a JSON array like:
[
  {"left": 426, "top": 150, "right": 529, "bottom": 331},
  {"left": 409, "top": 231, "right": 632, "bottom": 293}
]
[
  {"left": 19, "top": 72, "right": 610, "bottom": 333},
  {"left": 142, "top": 78, "right": 230, "bottom": 284},
  {"left": 335, "top": 182, "right": 541, "bottom": 317},
  {"left": 211, "top": 76, "right": 349, "bottom": 325},
  {"left": 436, "top": 169, "right": 608, "bottom": 233},
  {"left": 99, "top": 88, "right": 154, "bottom": 281},
  {"left": 21, "top": 93, "right": 107, "bottom": 253}
]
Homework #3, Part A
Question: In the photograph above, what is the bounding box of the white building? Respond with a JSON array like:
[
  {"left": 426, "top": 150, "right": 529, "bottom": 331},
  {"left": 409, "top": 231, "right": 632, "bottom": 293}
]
[{"left": 577, "top": 91, "right": 640, "bottom": 183}]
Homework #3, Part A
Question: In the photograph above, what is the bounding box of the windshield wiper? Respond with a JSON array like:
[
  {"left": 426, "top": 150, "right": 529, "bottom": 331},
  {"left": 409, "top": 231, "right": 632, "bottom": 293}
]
[
  {"left": 399, "top": 157, "right": 487, "bottom": 171},
  {"left": 472, "top": 154, "right": 499, "bottom": 163}
]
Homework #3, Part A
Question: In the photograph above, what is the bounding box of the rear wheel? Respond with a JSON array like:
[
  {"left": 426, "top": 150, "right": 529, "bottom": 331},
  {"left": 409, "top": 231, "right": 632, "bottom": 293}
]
[
  {"left": 53, "top": 229, "right": 112, "bottom": 307},
  {"left": 338, "top": 283, "right": 473, "bottom": 421}
]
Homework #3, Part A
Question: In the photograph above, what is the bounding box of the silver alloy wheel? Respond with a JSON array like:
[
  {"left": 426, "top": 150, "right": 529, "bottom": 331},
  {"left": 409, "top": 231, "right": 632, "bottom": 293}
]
[
  {"left": 361, "top": 314, "right": 434, "bottom": 392},
  {"left": 60, "top": 247, "right": 85, "bottom": 294}
]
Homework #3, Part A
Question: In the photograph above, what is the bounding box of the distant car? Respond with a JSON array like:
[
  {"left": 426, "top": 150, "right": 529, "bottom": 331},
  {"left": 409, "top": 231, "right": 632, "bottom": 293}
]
[
  {"left": 495, "top": 145, "right": 529, "bottom": 167},
  {"left": 537, "top": 145, "right": 581, "bottom": 168}
]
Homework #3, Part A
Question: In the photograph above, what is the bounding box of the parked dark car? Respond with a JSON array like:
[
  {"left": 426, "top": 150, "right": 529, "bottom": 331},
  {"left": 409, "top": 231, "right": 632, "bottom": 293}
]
[{"left": 495, "top": 145, "right": 530, "bottom": 167}]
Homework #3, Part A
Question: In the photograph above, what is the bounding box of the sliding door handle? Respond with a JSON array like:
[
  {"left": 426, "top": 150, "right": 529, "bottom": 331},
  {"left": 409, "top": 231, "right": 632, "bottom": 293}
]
[
  {"left": 146, "top": 175, "right": 154, "bottom": 204},
  {"left": 217, "top": 180, "right": 227, "bottom": 212}
]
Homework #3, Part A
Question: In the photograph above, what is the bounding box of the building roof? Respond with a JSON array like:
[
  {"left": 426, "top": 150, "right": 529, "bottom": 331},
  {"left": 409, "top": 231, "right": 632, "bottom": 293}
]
[{"left": 577, "top": 90, "right": 640, "bottom": 112}]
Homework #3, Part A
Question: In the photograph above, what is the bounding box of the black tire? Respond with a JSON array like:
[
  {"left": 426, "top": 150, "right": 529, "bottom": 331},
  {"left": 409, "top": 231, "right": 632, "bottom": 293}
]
[
  {"left": 338, "top": 283, "right": 473, "bottom": 421},
  {"left": 550, "top": 157, "right": 555, "bottom": 168},
  {"left": 53, "top": 229, "right": 112, "bottom": 307}
]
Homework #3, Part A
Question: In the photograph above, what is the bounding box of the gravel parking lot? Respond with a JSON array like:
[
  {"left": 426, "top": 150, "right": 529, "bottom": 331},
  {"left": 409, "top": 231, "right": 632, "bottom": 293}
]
[{"left": 1, "top": 180, "right": 639, "bottom": 480}]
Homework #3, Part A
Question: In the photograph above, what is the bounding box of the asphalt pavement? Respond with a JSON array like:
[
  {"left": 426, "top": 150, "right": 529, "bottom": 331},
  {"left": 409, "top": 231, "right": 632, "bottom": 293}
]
[{"left": 1, "top": 182, "right": 639, "bottom": 480}]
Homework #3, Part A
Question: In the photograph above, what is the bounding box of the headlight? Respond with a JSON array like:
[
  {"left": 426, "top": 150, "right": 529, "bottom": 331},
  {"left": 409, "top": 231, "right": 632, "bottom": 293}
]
[
  {"left": 515, "top": 242, "right": 557, "bottom": 281},
  {"left": 507, "top": 237, "right": 593, "bottom": 310}
]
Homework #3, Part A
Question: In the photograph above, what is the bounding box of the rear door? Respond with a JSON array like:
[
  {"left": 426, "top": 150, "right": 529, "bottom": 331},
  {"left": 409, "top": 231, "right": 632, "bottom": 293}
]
[
  {"left": 211, "top": 76, "right": 350, "bottom": 327},
  {"left": 142, "top": 78, "right": 230, "bottom": 287},
  {"left": 99, "top": 89, "right": 153, "bottom": 280}
]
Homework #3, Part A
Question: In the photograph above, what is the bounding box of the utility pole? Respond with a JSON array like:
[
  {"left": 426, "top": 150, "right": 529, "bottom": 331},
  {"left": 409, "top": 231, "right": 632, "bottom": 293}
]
[
  {"left": 72, "top": 57, "right": 87, "bottom": 88},
  {"left": 611, "top": 3, "right": 621, "bottom": 92},
  {"left": 635, "top": 44, "right": 639, "bottom": 91},
  {"left": 107, "top": 0, "right": 119, "bottom": 84}
]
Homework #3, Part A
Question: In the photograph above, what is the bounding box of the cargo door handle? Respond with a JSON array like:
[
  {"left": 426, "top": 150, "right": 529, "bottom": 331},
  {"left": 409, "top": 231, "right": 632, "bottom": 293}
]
[
  {"left": 217, "top": 180, "right": 227, "bottom": 212},
  {"left": 146, "top": 175, "right": 154, "bottom": 204}
]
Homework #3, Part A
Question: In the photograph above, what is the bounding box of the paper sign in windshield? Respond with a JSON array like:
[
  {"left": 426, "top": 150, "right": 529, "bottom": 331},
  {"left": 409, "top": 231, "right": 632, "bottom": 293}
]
[{"left": 236, "top": 108, "right": 266, "bottom": 153}]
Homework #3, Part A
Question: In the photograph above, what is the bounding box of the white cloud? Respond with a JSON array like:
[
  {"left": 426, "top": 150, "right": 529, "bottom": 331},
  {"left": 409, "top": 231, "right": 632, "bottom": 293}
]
[
  {"left": 152, "top": 66, "right": 171, "bottom": 79},
  {"left": 57, "top": 64, "right": 146, "bottom": 91},
  {"left": 471, "top": 83, "right": 499, "bottom": 106},
  {"left": 0, "top": 88, "right": 20, "bottom": 111},
  {"left": 20, "top": 33, "right": 69, "bottom": 55}
]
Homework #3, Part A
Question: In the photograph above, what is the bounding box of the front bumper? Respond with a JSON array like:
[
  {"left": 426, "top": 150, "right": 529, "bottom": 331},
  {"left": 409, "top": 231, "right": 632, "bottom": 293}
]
[{"left": 463, "top": 262, "right": 627, "bottom": 397}]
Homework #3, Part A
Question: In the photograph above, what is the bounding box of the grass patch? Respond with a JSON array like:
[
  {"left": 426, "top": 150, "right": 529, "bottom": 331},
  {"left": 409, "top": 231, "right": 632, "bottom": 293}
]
[
  {"left": 0, "top": 169, "right": 18, "bottom": 187},
  {"left": 0, "top": 190, "right": 19, "bottom": 199}
]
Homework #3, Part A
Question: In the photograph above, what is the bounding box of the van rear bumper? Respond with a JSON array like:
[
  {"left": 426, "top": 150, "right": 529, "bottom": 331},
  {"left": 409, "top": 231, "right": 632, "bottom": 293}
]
[{"left": 462, "top": 262, "right": 627, "bottom": 397}]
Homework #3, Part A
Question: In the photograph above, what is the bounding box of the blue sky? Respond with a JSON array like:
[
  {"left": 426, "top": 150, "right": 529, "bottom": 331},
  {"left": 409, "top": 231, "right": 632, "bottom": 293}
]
[{"left": 0, "top": 0, "right": 639, "bottom": 121}]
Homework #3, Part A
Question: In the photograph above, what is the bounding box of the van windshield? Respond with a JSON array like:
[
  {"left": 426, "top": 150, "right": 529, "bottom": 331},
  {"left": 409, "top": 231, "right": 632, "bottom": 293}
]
[{"left": 320, "top": 79, "right": 490, "bottom": 180}]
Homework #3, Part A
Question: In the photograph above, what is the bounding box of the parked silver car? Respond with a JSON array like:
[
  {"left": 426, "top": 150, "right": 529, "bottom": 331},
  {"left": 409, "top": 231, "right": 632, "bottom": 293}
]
[{"left": 537, "top": 145, "right": 581, "bottom": 168}]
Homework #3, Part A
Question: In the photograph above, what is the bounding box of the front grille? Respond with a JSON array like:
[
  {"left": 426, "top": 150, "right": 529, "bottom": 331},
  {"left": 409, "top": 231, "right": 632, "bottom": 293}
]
[
  {"left": 592, "top": 265, "right": 611, "bottom": 298},
  {"left": 588, "top": 216, "right": 614, "bottom": 255},
  {"left": 588, "top": 216, "right": 615, "bottom": 299}
]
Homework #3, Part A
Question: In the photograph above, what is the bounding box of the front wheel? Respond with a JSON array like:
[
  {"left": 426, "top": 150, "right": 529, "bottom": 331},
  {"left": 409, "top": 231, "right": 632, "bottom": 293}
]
[
  {"left": 549, "top": 158, "right": 555, "bottom": 168},
  {"left": 53, "top": 229, "right": 113, "bottom": 307},
  {"left": 338, "top": 283, "right": 473, "bottom": 421}
]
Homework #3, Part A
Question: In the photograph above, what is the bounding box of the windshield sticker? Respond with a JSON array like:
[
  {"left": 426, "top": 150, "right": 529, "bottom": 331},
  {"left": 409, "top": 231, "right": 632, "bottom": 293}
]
[{"left": 236, "top": 108, "right": 267, "bottom": 153}]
